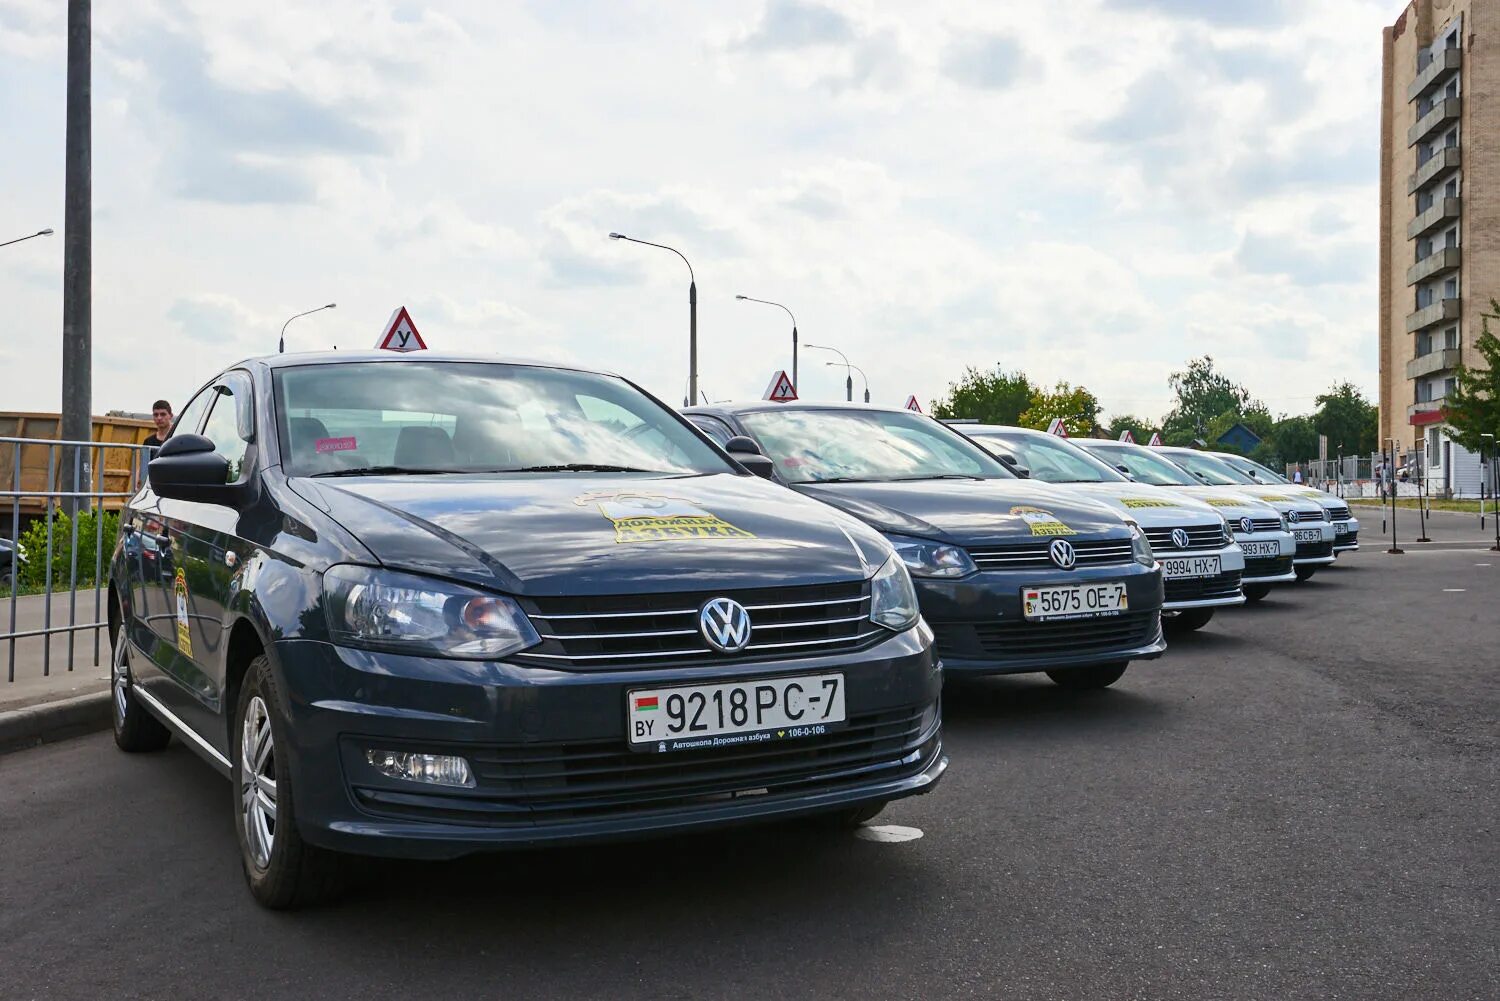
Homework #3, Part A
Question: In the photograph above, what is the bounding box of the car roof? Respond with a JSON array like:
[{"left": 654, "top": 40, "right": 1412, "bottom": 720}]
[
  {"left": 685, "top": 401, "right": 927, "bottom": 417},
  {"left": 232, "top": 350, "right": 623, "bottom": 379}
]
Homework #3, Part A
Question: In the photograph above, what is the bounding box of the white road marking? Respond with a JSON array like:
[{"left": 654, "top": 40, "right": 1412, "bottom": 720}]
[
  {"left": 1443, "top": 588, "right": 1466, "bottom": 593},
  {"left": 854, "top": 824, "right": 924, "bottom": 843},
  {"left": 1476, "top": 563, "right": 1492, "bottom": 567}
]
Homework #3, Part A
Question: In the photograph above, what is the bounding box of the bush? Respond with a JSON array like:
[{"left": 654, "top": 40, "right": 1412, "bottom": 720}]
[{"left": 15, "top": 508, "right": 120, "bottom": 591}]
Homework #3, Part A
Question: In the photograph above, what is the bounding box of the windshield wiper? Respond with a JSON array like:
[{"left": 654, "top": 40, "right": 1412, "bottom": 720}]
[
  {"left": 890, "top": 473, "right": 984, "bottom": 481},
  {"left": 310, "top": 466, "right": 464, "bottom": 478},
  {"left": 501, "top": 464, "right": 661, "bottom": 473}
]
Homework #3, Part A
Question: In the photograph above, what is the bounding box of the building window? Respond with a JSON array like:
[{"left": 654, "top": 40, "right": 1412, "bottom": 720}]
[
  {"left": 1417, "top": 190, "right": 1434, "bottom": 213},
  {"left": 1430, "top": 428, "right": 1442, "bottom": 462},
  {"left": 1445, "top": 79, "right": 1458, "bottom": 100},
  {"left": 1445, "top": 178, "right": 1458, "bottom": 198},
  {"left": 1417, "top": 332, "right": 1432, "bottom": 355},
  {"left": 1445, "top": 128, "right": 1459, "bottom": 148},
  {"left": 1445, "top": 227, "right": 1458, "bottom": 248},
  {"left": 1445, "top": 327, "right": 1459, "bottom": 349},
  {"left": 1444, "top": 277, "right": 1459, "bottom": 299},
  {"left": 1443, "top": 377, "right": 1457, "bottom": 398},
  {"left": 1417, "top": 238, "right": 1433, "bottom": 259},
  {"left": 1417, "top": 287, "right": 1434, "bottom": 309}
]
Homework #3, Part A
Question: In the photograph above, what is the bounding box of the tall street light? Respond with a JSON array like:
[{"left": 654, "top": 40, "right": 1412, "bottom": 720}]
[
  {"left": 278, "top": 303, "right": 337, "bottom": 353},
  {"left": 735, "top": 295, "right": 798, "bottom": 389},
  {"left": 610, "top": 232, "right": 696, "bottom": 406},
  {"left": 825, "top": 361, "right": 870, "bottom": 402},
  {"left": 806, "top": 343, "right": 854, "bottom": 401},
  {"left": 0, "top": 228, "right": 54, "bottom": 249}
]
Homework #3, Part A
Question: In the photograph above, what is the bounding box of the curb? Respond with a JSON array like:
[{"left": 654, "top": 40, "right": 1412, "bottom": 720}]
[{"left": 0, "top": 691, "right": 112, "bottom": 754}]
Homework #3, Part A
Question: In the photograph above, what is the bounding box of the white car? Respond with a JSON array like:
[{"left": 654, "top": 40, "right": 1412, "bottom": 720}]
[
  {"left": 1072, "top": 440, "right": 1297, "bottom": 603},
  {"left": 957, "top": 425, "right": 1245, "bottom": 632},
  {"left": 1210, "top": 452, "right": 1360, "bottom": 554},
  {"left": 1154, "top": 447, "right": 1335, "bottom": 582}
]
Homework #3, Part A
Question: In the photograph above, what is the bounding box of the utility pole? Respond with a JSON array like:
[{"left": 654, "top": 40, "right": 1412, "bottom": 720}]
[{"left": 62, "top": 0, "right": 92, "bottom": 514}]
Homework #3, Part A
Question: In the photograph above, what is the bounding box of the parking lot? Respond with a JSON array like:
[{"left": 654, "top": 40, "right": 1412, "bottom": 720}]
[{"left": 2, "top": 516, "right": 1496, "bottom": 1001}]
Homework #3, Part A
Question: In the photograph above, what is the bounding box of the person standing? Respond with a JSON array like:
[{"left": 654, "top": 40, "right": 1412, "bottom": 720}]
[
  {"left": 1292, "top": 468, "right": 1304, "bottom": 484},
  {"left": 143, "top": 399, "right": 173, "bottom": 449}
]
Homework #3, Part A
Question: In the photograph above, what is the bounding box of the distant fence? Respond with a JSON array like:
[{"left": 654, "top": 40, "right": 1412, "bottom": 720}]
[{"left": 2, "top": 437, "right": 153, "bottom": 682}]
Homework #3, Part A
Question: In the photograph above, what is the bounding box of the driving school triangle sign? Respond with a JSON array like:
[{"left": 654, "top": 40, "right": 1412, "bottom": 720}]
[
  {"left": 376, "top": 306, "right": 427, "bottom": 352},
  {"left": 1148, "top": 432, "right": 1163, "bottom": 446},
  {"left": 904, "top": 395, "right": 923, "bottom": 413},
  {"left": 763, "top": 370, "right": 797, "bottom": 402},
  {"left": 1118, "top": 429, "right": 1136, "bottom": 443},
  {"left": 1047, "top": 418, "right": 1069, "bottom": 438}
]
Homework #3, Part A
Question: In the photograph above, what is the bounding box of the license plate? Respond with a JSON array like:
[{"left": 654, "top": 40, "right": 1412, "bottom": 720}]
[
  {"left": 1161, "top": 555, "right": 1221, "bottom": 579},
  {"left": 1023, "top": 582, "right": 1128, "bottom": 621},
  {"left": 1294, "top": 529, "right": 1322, "bottom": 543},
  {"left": 1334, "top": 521, "right": 1349, "bottom": 534},
  {"left": 627, "top": 674, "right": 845, "bottom": 752},
  {"left": 1240, "top": 541, "right": 1279, "bottom": 557}
]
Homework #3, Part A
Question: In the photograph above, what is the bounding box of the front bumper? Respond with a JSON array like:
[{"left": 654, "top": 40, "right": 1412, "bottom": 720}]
[
  {"left": 1234, "top": 530, "right": 1298, "bottom": 584},
  {"left": 1156, "top": 543, "right": 1244, "bottom": 610},
  {"left": 269, "top": 626, "right": 944, "bottom": 860},
  {"left": 917, "top": 562, "right": 1166, "bottom": 675},
  {"left": 1333, "top": 516, "right": 1360, "bottom": 553},
  {"left": 1292, "top": 524, "right": 1337, "bottom": 565}
]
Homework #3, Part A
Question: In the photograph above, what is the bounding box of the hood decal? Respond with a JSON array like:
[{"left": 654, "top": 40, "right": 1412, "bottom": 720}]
[
  {"left": 1118, "top": 497, "right": 1178, "bottom": 509},
  {"left": 584, "top": 492, "right": 756, "bottom": 544},
  {"left": 1201, "top": 496, "right": 1248, "bottom": 508},
  {"left": 1010, "top": 505, "right": 1077, "bottom": 537}
]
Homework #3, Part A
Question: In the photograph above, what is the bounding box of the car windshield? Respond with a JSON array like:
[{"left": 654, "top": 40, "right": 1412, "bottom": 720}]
[
  {"left": 1220, "top": 454, "right": 1289, "bottom": 484},
  {"left": 1163, "top": 450, "right": 1254, "bottom": 486},
  {"left": 274, "top": 361, "right": 735, "bottom": 477},
  {"left": 738, "top": 408, "right": 1015, "bottom": 484},
  {"left": 1078, "top": 443, "right": 1199, "bottom": 486},
  {"left": 969, "top": 431, "right": 1126, "bottom": 484}
]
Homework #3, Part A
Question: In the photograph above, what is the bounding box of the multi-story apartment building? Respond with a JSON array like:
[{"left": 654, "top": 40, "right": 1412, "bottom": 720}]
[{"left": 1379, "top": 0, "right": 1490, "bottom": 494}]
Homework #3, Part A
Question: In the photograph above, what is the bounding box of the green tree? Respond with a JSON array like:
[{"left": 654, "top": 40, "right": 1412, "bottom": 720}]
[
  {"left": 16, "top": 509, "right": 120, "bottom": 591},
  {"left": 930, "top": 366, "right": 1035, "bottom": 425},
  {"left": 1018, "top": 382, "right": 1103, "bottom": 436},
  {"left": 1312, "top": 381, "right": 1378, "bottom": 456},
  {"left": 1102, "top": 413, "right": 1161, "bottom": 443},
  {"left": 1162, "top": 356, "right": 1255, "bottom": 445},
  {"left": 1445, "top": 302, "right": 1500, "bottom": 453},
  {"left": 1267, "top": 415, "right": 1319, "bottom": 466}
]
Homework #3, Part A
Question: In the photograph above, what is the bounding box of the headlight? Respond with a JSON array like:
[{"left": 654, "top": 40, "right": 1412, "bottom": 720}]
[
  {"left": 869, "top": 554, "right": 920, "bottom": 631},
  {"left": 322, "top": 565, "right": 540, "bottom": 659},
  {"left": 1126, "top": 521, "right": 1154, "bottom": 567},
  {"left": 1219, "top": 516, "right": 1234, "bottom": 544},
  {"left": 884, "top": 533, "right": 977, "bottom": 578},
  {"left": 1279, "top": 512, "right": 1291, "bottom": 532}
]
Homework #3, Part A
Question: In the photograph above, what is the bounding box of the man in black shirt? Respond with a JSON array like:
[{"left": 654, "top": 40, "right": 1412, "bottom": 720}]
[{"left": 143, "top": 399, "right": 173, "bottom": 449}]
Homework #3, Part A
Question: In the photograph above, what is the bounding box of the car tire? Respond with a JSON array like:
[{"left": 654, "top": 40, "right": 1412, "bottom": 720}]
[
  {"left": 1242, "top": 583, "right": 1271, "bottom": 603},
  {"left": 233, "top": 654, "right": 344, "bottom": 910},
  {"left": 1165, "top": 608, "right": 1214, "bottom": 632},
  {"left": 111, "top": 627, "right": 171, "bottom": 753},
  {"left": 1046, "top": 662, "right": 1128, "bottom": 689},
  {"left": 1294, "top": 566, "right": 1318, "bottom": 582}
]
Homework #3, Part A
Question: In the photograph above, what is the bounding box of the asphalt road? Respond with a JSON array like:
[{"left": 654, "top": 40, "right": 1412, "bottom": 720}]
[{"left": 2, "top": 528, "right": 1495, "bottom": 1000}]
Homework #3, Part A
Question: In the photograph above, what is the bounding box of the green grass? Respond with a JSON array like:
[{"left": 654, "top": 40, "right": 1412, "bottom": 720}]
[{"left": 1348, "top": 498, "right": 1488, "bottom": 513}]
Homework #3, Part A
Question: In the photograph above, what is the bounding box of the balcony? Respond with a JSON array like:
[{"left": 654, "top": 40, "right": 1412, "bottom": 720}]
[
  {"left": 1408, "top": 196, "right": 1461, "bottom": 240},
  {"left": 1406, "top": 247, "right": 1461, "bottom": 286},
  {"left": 1407, "top": 397, "right": 1449, "bottom": 424},
  {"left": 1405, "top": 297, "right": 1460, "bottom": 333},
  {"left": 1408, "top": 97, "right": 1462, "bottom": 147},
  {"left": 1407, "top": 48, "right": 1462, "bottom": 103},
  {"left": 1408, "top": 146, "right": 1461, "bottom": 194},
  {"left": 1406, "top": 348, "right": 1461, "bottom": 380}
]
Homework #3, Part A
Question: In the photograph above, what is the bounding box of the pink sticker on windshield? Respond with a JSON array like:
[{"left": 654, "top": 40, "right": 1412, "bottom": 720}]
[{"left": 315, "top": 437, "right": 357, "bottom": 453}]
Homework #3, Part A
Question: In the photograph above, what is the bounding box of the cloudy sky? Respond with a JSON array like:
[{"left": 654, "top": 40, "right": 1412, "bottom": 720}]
[{"left": 1, "top": 0, "right": 1394, "bottom": 421}]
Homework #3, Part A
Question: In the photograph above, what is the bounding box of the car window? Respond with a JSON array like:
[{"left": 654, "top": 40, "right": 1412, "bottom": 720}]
[
  {"left": 738, "top": 408, "right": 1014, "bottom": 484},
  {"left": 171, "top": 388, "right": 215, "bottom": 440},
  {"left": 969, "top": 432, "right": 1125, "bottom": 484},
  {"left": 1163, "top": 450, "right": 1252, "bottom": 486},
  {"left": 688, "top": 415, "right": 736, "bottom": 447},
  {"left": 274, "top": 361, "right": 735, "bottom": 477},
  {"left": 1079, "top": 443, "right": 1198, "bottom": 486},
  {"left": 1223, "top": 455, "right": 1287, "bottom": 484},
  {"left": 200, "top": 375, "right": 253, "bottom": 483}
]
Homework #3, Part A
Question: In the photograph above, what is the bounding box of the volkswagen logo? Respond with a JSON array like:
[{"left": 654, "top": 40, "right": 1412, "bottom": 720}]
[
  {"left": 1239, "top": 517, "right": 1253, "bottom": 534},
  {"left": 1048, "top": 538, "right": 1076, "bottom": 569},
  {"left": 1170, "top": 528, "right": 1190, "bottom": 550},
  {"left": 699, "top": 597, "right": 752, "bottom": 653},
  {"left": 1287, "top": 510, "right": 1299, "bottom": 524}
]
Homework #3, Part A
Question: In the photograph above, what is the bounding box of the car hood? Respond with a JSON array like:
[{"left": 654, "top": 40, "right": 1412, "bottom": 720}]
[
  {"left": 1166, "top": 485, "right": 1284, "bottom": 517},
  {"left": 288, "top": 472, "right": 890, "bottom": 596},
  {"left": 792, "top": 478, "right": 1129, "bottom": 546},
  {"left": 1218, "top": 486, "right": 1324, "bottom": 512},
  {"left": 1041, "top": 482, "right": 1220, "bottom": 527}
]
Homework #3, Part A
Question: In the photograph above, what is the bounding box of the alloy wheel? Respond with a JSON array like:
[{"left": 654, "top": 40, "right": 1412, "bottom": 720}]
[
  {"left": 111, "top": 636, "right": 129, "bottom": 723},
  {"left": 240, "top": 696, "right": 278, "bottom": 870}
]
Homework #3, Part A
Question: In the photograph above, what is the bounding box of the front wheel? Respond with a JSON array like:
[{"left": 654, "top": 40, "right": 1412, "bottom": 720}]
[
  {"left": 1294, "top": 566, "right": 1318, "bottom": 582},
  {"left": 1242, "top": 583, "right": 1271, "bottom": 603},
  {"left": 1165, "top": 608, "right": 1214, "bottom": 632},
  {"left": 233, "top": 655, "right": 344, "bottom": 909},
  {"left": 1046, "top": 662, "right": 1128, "bottom": 690}
]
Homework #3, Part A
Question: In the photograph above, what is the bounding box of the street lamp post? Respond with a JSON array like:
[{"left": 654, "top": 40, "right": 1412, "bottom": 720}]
[
  {"left": 610, "top": 232, "right": 696, "bottom": 406},
  {"left": 806, "top": 343, "right": 854, "bottom": 402},
  {"left": 1386, "top": 437, "right": 1403, "bottom": 555},
  {"left": 278, "top": 303, "right": 337, "bottom": 353},
  {"left": 1484, "top": 433, "right": 1500, "bottom": 552},
  {"left": 825, "top": 361, "right": 870, "bottom": 403},
  {"left": 734, "top": 295, "right": 798, "bottom": 389},
  {"left": 0, "top": 228, "right": 54, "bottom": 249}
]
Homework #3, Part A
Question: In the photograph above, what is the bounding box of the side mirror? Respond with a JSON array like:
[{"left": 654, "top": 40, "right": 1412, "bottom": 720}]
[
  {"left": 994, "top": 452, "right": 1030, "bottom": 478},
  {"left": 725, "top": 435, "right": 776, "bottom": 480},
  {"left": 148, "top": 434, "right": 239, "bottom": 504}
]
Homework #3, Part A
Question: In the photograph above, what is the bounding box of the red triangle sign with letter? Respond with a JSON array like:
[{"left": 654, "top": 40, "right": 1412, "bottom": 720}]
[
  {"left": 376, "top": 306, "right": 427, "bottom": 352},
  {"left": 904, "top": 395, "right": 923, "bottom": 413},
  {"left": 1047, "top": 418, "right": 1069, "bottom": 438},
  {"left": 1148, "top": 432, "right": 1163, "bottom": 446},
  {"left": 763, "top": 370, "right": 798, "bottom": 402},
  {"left": 1118, "top": 429, "right": 1136, "bottom": 444}
]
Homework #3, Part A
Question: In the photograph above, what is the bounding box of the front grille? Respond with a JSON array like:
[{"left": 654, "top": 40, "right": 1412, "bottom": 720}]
[
  {"left": 1326, "top": 504, "right": 1352, "bottom": 521},
  {"left": 1296, "top": 540, "right": 1334, "bottom": 559},
  {"left": 1145, "top": 524, "right": 1226, "bottom": 552},
  {"left": 933, "top": 610, "right": 1161, "bottom": 660},
  {"left": 1237, "top": 517, "right": 1282, "bottom": 534},
  {"left": 350, "top": 704, "right": 939, "bottom": 827},
  {"left": 968, "top": 538, "right": 1135, "bottom": 571},
  {"left": 1291, "top": 508, "right": 1327, "bottom": 524},
  {"left": 515, "top": 581, "right": 880, "bottom": 670},
  {"left": 1164, "top": 570, "right": 1242, "bottom": 603},
  {"left": 1244, "top": 555, "right": 1293, "bottom": 577}
]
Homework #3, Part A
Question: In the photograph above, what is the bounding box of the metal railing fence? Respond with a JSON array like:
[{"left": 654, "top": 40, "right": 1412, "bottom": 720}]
[{"left": 2, "top": 437, "right": 152, "bottom": 683}]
